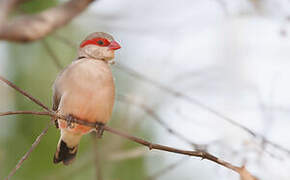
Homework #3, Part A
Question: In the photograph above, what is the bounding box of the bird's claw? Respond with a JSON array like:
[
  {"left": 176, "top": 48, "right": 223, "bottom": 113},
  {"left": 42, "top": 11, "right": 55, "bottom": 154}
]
[
  {"left": 53, "top": 110, "right": 59, "bottom": 129},
  {"left": 96, "top": 122, "right": 105, "bottom": 138},
  {"left": 66, "top": 114, "right": 76, "bottom": 129},
  {"left": 54, "top": 119, "right": 59, "bottom": 129}
]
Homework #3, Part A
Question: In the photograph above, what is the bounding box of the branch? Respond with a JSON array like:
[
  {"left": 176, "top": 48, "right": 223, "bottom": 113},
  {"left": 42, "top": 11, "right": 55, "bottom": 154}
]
[
  {"left": 117, "top": 94, "right": 206, "bottom": 150},
  {"left": 146, "top": 158, "right": 188, "bottom": 180},
  {"left": 4, "top": 122, "right": 53, "bottom": 180},
  {"left": 0, "top": 0, "right": 95, "bottom": 42},
  {"left": 115, "top": 63, "right": 290, "bottom": 155},
  {"left": 51, "top": 33, "right": 77, "bottom": 49},
  {"left": 91, "top": 134, "right": 103, "bottom": 180},
  {"left": 0, "top": 111, "right": 51, "bottom": 116},
  {"left": 42, "top": 40, "right": 63, "bottom": 70},
  {"left": 0, "top": 75, "right": 50, "bottom": 111}
]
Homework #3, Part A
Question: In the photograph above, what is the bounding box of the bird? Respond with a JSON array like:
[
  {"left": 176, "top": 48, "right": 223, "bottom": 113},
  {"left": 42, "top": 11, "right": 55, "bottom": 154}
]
[{"left": 52, "top": 32, "right": 121, "bottom": 165}]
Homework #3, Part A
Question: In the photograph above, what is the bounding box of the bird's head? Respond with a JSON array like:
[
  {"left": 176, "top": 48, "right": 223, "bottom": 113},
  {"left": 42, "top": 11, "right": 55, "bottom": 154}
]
[{"left": 78, "top": 32, "right": 121, "bottom": 62}]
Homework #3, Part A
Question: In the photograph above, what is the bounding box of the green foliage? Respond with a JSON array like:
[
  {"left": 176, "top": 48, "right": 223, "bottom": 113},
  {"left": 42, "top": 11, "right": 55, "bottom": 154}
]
[{"left": 18, "top": 0, "right": 58, "bottom": 14}]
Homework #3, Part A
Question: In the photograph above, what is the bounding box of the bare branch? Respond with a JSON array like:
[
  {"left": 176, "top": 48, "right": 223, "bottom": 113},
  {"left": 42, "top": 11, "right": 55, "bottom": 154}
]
[
  {"left": 4, "top": 122, "right": 53, "bottom": 180},
  {"left": 117, "top": 94, "right": 206, "bottom": 150},
  {"left": 0, "top": 75, "right": 50, "bottom": 111},
  {"left": 91, "top": 134, "right": 103, "bottom": 180},
  {"left": 109, "top": 147, "right": 148, "bottom": 161},
  {"left": 51, "top": 33, "right": 77, "bottom": 49},
  {"left": 0, "top": 111, "right": 51, "bottom": 117},
  {"left": 0, "top": 0, "right": 95, "bottom": 42},
  {"left": 215, "top": 0, "right": 228, "bottom": 15},
  {"left": 239, "top": 166, "right": 259, "bottom": 180},
  {"left": 42, "top": 40, "right": 63, "bottom": 70},
  {"left": 104, "top": 125, "right": 241, "bottom": 172},
  {"left": 116, "top": 64, "right": 290, "bottom": 155},
  {"left": 146, "top": 158, "right": 188, "bottom": 180}
]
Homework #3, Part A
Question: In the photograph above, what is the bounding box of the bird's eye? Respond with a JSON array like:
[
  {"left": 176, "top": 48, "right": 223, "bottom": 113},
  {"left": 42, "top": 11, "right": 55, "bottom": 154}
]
[
  {"left": 80, "top": 38, "right": 110, "bottom": 48},
  {"left": 94, "top": 38, "right": 110, "bottom": 47},
  {"left": 97, "top": 40, "right": 104, "bottom": 45}
]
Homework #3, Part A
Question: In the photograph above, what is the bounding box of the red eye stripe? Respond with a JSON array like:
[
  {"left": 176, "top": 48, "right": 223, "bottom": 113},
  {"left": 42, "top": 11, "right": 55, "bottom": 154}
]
[{"left": 80, "top": 38, "right": 110, "bottom": 48}]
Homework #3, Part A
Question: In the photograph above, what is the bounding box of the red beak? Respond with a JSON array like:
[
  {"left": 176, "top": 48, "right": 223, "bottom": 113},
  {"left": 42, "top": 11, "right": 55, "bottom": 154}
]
[{"left": 108, "top": 41, "right": 121, "bottom": 50}]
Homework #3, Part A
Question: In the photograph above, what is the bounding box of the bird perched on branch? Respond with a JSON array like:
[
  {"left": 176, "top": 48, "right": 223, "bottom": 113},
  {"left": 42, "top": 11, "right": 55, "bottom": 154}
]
[{"left": 52, "top": 32, "right": 121, "bottom": 165}]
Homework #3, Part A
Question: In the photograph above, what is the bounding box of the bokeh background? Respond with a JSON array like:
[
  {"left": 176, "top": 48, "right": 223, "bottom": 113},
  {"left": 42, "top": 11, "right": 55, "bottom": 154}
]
[{"left": 1, "top": 0, "right": 290, "bottom": 179}]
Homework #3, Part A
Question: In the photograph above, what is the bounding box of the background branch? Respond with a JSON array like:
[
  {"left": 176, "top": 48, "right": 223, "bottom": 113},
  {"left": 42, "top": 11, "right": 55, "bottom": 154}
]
[
  {"left": 4, "top": 122, "right": 53, "bottom": 180},
  {"left": 117, "top": 94, "right": 206, "bottom": 150},
  {"left": 146, "top": 158, "right": 188, "bottom": 180},
  {"left": 0, "top": 0, "right": 95, "bottom": 42},
  {"left": 116, "top": 63, "right": 290, "bottom": 155},
  {"left": 42, "top": 40, "right": 63, "bottom": 70}
]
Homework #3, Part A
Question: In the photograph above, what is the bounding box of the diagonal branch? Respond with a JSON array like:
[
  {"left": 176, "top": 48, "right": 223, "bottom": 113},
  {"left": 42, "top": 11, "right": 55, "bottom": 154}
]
[
  {"left": 0, "top": 0, "right": 95, "bottom": 42},
  {"left": 0, "top": 111, "right": 51, "bottom": 116},
  {"left": 0, "top": 75, "right": 50, "bottom": 111},
  {"left": 51, "top": 33, "right": 77, "bottom": 49},
  {"left": 42, "top": 40, "right": 64, "bottom": 70},
  {"left": 116, "top": 63, "right": 290, "bottom": 155},
  {"left": 117, "top": 94, "right": 206, "bottom": 150},
  {"left": 4, "top": 122, "right": 53, "bottom": 180},
  {"left": 146, "top": 158, "right": 188, "bottom": 180}
]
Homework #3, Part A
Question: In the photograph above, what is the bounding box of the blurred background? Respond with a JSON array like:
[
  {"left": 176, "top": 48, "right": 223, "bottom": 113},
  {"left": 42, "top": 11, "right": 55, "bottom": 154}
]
[{"left": 1, "top": 0, "right": 290, "bottom": 179}]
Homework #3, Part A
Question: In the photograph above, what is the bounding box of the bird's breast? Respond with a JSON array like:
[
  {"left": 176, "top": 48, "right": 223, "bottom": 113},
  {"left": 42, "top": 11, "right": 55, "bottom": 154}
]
[{"left": 56, "top": 59, "right": 115, "bottom": 133}]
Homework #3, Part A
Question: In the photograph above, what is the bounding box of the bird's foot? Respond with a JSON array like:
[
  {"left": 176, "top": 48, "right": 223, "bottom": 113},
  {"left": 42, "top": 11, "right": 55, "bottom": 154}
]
[
  {"left": 53, "top": 110, "right": 59, "bottom": 129},
  {"left": 66, "top": 114, "right": 76, "bottom": 129},
  {"left": 96, "top": 122, "right": 105, "bottom": 138},
  {"left": 54, "top": 119, "right": 59, "bottom": 129}
]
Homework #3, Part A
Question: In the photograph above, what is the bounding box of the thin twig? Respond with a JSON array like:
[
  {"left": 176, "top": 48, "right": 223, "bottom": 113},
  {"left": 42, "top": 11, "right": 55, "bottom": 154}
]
[
  {"left": 51, "top": 33, "right": 77, "bottom": 49},
  {"left": 117, "top": 94, "right": 206, "bottom": 150},
  {"left": 4, "top": 122, "right": 53, "bottom": 180},
  {"left": 215, "top": 0, "right": 228, "bottom": 15},
  {"left": 115, "top": 64, "right": 290, "bottom": 155},
  {"left": 103, "top": 125, "right": 240, "bottom": 172},
  {"left": 146, "top": 158, "right": 188, "bottom": 180},
  {"left": 0, "top": 75, "right": 51, "bottom": 111},
  {"left": 108, "top": 147, "right": 148, "bottom": 162},
  {"left": 92, "top": 133, "right": 103, "bottom": 180},
  {"left": 0, "top": 111, "right": 52, "bottom": 116},
  {"left": 42, "top": 40, "right": 64, "bottom": 70}
]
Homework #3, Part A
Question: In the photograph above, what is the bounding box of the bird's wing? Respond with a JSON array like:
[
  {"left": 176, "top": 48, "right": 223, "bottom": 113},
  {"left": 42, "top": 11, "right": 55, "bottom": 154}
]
[
  {"left": 52, "top": 88, "right": 61, "bottom": 111},
  {"left": 52, "top": 65, "right": 68, "bottom": 128},
  {"left": 52, "top": 83, "right": 62, "bottom": 129}
]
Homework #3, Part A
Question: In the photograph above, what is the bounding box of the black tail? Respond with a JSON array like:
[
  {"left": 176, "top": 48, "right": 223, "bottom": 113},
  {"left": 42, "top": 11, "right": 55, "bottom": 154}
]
[{"left": 53, "top": 140, "right": 78, "bottom": 165}]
